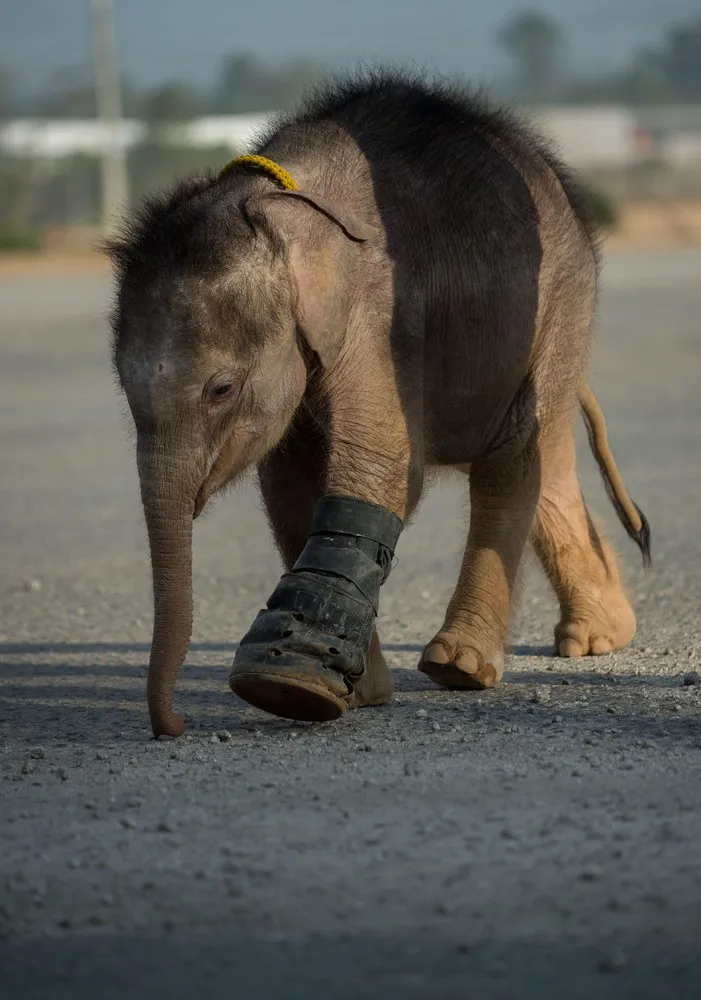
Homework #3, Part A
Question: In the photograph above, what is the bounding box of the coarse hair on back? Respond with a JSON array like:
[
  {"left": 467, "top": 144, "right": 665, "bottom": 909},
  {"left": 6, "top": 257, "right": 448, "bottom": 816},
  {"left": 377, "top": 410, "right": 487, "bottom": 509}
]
[
  {"left": 256, "top": 66, "right": 601, "bottom": 267},
  {"left": 104, "top": 67, "right": 601, "bottom": 290}
]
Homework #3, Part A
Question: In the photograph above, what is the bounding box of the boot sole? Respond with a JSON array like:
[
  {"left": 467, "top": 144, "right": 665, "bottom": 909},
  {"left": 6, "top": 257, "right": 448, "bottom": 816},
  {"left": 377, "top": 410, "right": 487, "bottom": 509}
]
[{"left": 230, "top": 668, "right": 348, "bottom": 722}]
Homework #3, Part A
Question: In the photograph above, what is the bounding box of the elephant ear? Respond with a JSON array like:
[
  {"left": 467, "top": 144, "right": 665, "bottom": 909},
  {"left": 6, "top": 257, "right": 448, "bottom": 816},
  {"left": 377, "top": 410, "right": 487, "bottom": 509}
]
[
  {"left": 243, "top": 190, "right": 379, "bottom": 369},
  {"left": 251, "top": 189, "right": 378, "bottom": 243}
]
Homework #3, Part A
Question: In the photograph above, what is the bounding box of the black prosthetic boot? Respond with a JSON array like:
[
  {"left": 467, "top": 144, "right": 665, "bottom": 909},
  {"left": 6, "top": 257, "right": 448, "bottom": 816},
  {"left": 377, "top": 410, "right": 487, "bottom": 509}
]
[{"left": 230, "top": 495, "right": 403, "bottom": 721}]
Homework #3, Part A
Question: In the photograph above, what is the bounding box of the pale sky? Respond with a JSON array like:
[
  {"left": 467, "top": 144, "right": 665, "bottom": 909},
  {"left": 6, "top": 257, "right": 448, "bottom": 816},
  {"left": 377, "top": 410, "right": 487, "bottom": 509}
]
[{"left": 2, "top": 0, "right": 699, "bottom": 92}]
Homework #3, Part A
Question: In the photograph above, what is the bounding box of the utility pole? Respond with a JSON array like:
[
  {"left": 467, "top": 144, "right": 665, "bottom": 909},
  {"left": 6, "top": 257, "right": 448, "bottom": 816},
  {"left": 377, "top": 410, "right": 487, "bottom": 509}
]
[{"left": 90, "top": 0, "right": 129, "bottom": 234}]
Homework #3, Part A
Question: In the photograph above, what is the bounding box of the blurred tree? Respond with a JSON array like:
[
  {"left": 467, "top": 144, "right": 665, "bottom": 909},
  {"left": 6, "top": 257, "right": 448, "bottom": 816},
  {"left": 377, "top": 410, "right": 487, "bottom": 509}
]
[
  {"left": 39, "top": 155, "right": 101, "bottom": 226},
  {"left": 564, "top": 15, "right": 701, "bottom": 106},
  {"left": 278, "top": 57, "right": 324, "bottom": 106},
  {"left": 0, "top": 66, "right": 13, "bottom": 118},
  {"left": 618, "top": 52, "right": 676, "bottom": 105},
  {"left": 29, "top": 67, "right": 97, "bottom": 117},
  {"left": 217, "top": 54, "right": 272, "bottom": 112},
  {"left": 659, "top": 17, "right": 701, "bottom": 99},
  {"left": 12, "top": 66, "right": 142, "bottom": 119},
  {"left": 127, "top": 143, "right": 231, "bottom": 204},
  {"left": 140, "top": 81, "right": 204, "bottom": 146},
  {"left": 215, "top": 52, "right": 322, "bottom": 113},
  {"left": 118, "top": 82, "right": 144, "bottom": 118},
  {"left": 0, "top": 153, "right": 41, "bottom": 233},
  {"left": 565, "top": 51, "right": 675, "bottom": 107},
  {"left": 497, "top": 9, "right": 564, "bottom": 101},
  {"left": 141, "top": 82, "right": 203, "bottom": 124}
]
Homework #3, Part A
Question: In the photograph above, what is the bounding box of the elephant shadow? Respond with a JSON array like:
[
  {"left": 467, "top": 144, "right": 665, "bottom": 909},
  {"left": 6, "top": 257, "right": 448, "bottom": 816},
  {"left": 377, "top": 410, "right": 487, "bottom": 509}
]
[{"left": 1, "top": 640, "right": 690, "bottom": 748}]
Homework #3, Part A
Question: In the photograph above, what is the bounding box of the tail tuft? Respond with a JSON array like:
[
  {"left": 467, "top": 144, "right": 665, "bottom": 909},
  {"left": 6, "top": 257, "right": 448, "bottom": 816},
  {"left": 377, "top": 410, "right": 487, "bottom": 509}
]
[{"left": 633, "top": 503, "right": 652, "bottom": 568}]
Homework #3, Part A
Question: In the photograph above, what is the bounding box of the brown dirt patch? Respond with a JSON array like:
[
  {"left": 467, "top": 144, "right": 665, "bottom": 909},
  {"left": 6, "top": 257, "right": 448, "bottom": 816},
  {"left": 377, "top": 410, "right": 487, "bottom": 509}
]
[
  {"left": 0, "top": 251, "right": 110, "bottom": 279},
  {"left": 606, "top": 200, "right": 701, "bottom": 251}
]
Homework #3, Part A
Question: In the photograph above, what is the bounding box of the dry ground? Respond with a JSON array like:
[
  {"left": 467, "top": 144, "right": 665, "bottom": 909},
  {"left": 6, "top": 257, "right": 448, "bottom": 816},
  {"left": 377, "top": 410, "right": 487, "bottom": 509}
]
[{"left": 0, "top": 252, "right": 700, "bottom": 999}]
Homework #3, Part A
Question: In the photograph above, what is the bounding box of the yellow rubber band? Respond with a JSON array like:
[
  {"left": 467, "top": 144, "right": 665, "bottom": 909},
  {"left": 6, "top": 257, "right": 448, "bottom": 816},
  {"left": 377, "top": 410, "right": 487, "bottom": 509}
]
[{"left": 220, "top": 154, "right": 299, "bottom": 191}]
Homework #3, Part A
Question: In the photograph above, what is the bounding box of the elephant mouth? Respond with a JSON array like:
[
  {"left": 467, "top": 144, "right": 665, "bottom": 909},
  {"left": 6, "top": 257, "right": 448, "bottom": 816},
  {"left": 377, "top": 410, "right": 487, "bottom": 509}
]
[
  {"left": 193, "top": 469, "right": 231, "bottom": 519},
  {"left": 193, "top": 451, "right": 226, "bottom": 520},
  {"left": 193, "top": 486, "right": 208, "bottom": 520},
  {"left": 193, "top": 431, "right": 252, "bottom": 519}
]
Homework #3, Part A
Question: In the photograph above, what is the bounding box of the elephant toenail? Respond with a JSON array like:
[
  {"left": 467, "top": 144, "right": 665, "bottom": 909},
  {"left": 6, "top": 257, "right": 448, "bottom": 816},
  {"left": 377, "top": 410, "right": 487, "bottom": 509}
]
[{"left": 423, "top": 643, "right": 450, "bottom": 664}]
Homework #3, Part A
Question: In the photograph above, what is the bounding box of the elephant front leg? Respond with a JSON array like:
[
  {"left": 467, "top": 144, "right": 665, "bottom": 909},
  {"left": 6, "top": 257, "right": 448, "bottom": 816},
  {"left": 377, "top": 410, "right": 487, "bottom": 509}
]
[{"left": 230, "top": 361, "right": 418, "bottom": 722}]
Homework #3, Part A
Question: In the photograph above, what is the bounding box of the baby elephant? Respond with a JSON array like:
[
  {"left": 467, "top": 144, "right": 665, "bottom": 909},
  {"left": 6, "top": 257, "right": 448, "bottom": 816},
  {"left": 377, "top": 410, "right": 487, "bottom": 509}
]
[{"left": 108, "top": 72, "right": 650, "bottom": 738}]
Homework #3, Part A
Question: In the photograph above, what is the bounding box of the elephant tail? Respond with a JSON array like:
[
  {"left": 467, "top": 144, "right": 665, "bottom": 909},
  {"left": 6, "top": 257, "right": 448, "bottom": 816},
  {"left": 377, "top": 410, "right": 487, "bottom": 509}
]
[{"left": 578, "top": 384, "right": 651, "bottom": 567}]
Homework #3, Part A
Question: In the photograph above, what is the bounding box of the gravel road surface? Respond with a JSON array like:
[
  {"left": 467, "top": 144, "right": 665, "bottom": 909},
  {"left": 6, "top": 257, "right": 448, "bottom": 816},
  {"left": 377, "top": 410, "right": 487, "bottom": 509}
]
[{"left": 1, "top": 252, "right": 700, "bottom": 998}]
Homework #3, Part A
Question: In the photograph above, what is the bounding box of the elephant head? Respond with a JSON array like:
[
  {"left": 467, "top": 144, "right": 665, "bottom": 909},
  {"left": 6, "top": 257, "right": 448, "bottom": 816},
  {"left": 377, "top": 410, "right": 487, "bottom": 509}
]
[{"left": 107, "top": 170, "right": 376, "bottom": 737}]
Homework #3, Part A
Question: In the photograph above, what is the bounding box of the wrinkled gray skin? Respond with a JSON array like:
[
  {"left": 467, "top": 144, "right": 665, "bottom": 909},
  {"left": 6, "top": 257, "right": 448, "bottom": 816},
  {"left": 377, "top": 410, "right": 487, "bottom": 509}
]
[
  {"left": 109, "top": 78, "right": 645, "bottom": 738},
  {"left": 113, "top": 188, "right": 312, "bottom": 734}
]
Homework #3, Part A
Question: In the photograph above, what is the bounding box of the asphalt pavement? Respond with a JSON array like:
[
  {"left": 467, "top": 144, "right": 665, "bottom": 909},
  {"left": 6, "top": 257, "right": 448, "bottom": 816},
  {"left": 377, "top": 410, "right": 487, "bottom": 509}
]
[{"left": 1, "top": 251, "right": 700, "bottom": 999}]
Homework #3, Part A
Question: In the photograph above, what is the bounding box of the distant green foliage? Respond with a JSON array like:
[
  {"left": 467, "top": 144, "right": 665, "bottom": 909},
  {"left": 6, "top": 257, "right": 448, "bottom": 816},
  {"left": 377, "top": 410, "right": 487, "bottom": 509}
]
[
  {"left": 141, "top": 83, "right": 204, "bottom": 125},
  {"left": 0, "top": 53, "right": 324, "bottom": 120},
  {"left": 3, "top": 11, "right": 701, "bottom": 122},
  {"left": 0, "top": 226, "right": 41, "bottom": 252},
  {"left": 497, "top": 9, "right": 564, "bottom": 103},
  {"left": 580, "top": 184, "right": 619, "bottom": 231},
  {"left": 661, "top": 17, "right": 701, "bottom": 100},
  {"left": 127, "top": 143, "right": 232, "bottom": 204},
  {"left": 214, "top": 54, "right": 324, "bottom": 113},
  {"left": 497, "top": 11, "right": 701, "bottom": 106}
]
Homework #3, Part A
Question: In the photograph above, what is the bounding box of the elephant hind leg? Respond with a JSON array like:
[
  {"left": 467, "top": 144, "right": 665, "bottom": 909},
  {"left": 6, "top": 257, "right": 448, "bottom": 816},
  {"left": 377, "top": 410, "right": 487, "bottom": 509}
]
[{"left": 531, "top": 423, "right": 636, "bottom": 657}]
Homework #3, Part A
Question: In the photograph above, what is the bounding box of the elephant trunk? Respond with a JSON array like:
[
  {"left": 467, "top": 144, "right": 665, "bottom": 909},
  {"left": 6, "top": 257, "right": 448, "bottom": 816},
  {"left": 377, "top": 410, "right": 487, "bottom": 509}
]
[{"left": 139, "top": 442, "right": 196, "bottom": 738}]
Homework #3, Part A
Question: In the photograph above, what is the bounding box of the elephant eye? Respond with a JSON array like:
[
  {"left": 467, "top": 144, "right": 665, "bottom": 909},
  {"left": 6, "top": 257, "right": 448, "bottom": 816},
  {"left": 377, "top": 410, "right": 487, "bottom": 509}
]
[{"left": 206, "top": 377, "right": 237, "bottom": 402}]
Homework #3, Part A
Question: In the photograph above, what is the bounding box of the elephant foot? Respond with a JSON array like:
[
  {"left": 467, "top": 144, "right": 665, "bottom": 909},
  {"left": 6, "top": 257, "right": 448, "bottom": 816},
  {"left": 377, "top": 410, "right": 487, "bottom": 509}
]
[
  {"left": 346, "top": 630, "right": 394, "bottom": 709},
  {"left": 555, "top": 594, "right": 636, "bottom": 657},
  {"left": 230, "top": 495, "right": 403, "bottom": 722},
  {"left": 229, "top": 570, "right": 372, "bottom": 721},
  {"left": 418, "top": 631, "right": 505, "bottom": 690},
  {"left": 231, "top": 628, "right": 393, "bottom": 722},
  {"left": 231, "top": 664, "right": 349, "bottom": 722}
]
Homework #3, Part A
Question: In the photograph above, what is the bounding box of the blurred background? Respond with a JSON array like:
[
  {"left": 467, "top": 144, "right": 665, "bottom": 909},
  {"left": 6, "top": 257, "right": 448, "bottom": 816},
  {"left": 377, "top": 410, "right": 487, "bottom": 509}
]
[
  {"left": 2, "top": 5, "right": 701, "bottom": 982},
  {"left": 1, "top": 0, "right": 701, "bottom": 254}
]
